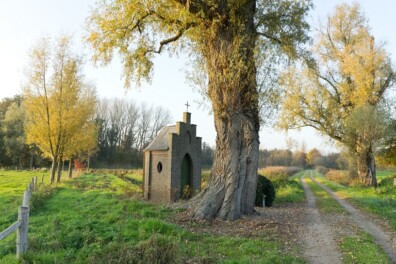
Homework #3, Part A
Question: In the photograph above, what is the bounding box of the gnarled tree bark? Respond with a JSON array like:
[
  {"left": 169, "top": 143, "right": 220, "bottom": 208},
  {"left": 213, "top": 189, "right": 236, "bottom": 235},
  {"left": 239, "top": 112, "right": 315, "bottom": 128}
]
[
  {"left": 191, "top": 0, "right": 260, "bottom": 220},
  {"left": 357, "top": 146, "right": 377, "bottom": 187}
]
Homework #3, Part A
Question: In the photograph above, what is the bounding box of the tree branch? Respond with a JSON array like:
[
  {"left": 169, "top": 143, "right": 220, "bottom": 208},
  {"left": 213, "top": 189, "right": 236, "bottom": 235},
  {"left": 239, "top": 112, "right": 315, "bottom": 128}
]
[
  {"left": 157, "top": 31, "right": 185, "bottom": 53},
  {"left": 376, "top": 72, "right": 395, "bottom": 100},
  {"left": 144, "top": 28, "right": 187, "bottom": 55},
  {"left": 317, "top": 74, "right": 341, "bottom": 102},
  {"left": 256, "top": 31, "right": 282, "bottom": 45}
]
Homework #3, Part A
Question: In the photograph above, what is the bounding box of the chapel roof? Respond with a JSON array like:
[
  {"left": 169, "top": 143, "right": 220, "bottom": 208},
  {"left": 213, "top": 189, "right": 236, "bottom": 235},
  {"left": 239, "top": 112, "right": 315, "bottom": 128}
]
[{"left": 144, "top": 125, "right": 176, "bottom": 151}]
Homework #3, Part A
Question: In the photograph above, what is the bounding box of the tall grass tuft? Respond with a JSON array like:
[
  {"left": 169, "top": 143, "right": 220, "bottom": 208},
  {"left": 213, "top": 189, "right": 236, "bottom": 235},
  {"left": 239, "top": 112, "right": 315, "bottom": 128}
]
[
  {"left": 258, "top": 166, "right": 302, "bottom": 182},
  {"left": 325, "top": 169, "right": 351, "bottom": 186}
]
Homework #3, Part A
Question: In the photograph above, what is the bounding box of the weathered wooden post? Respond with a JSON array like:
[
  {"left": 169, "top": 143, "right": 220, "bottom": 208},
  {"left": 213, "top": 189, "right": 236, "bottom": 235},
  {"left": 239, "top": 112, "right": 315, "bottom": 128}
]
[
  {"left": 16, "top": 206, "right": 29, "bottom": 258},
  {"left": 42, "top": 174, "right": 44, "bottom": 183},
  {"left": 22, "top": 190, "right": 32, "bottom": 207},
  {"left": 262, "top": 195, "right": 266, "bottom": 208},
  {"left": 31, "top": 178, "right": 35, "bottom": 190},
  {"left": 23, "top": 182, "right": 33, "bottom": 207},
  {"left": 394, "top": 178, "right": 396, "bottom": 186},
  {"left": 34, "top": 176, "right": 38, "bottom": 187}
]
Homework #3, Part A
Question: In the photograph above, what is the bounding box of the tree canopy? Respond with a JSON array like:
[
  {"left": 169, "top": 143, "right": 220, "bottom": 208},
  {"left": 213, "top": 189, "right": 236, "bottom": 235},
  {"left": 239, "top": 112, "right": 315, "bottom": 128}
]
[
  {"left": 86, "top": 0, "right": 312, "bottom": 220},
  {"left": 23, "top": 36, "right": 97, "bottom": 183},
  {"left": 279, "top": 3, "right": 395, "bottom": 185}
]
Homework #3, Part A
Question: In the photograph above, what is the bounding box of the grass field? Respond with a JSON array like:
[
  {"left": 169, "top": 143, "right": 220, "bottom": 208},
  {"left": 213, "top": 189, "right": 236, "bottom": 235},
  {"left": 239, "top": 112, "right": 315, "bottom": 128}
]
[
  {"left": 0, "top": 170, "right": 304, "bottom": 263},
  {"left": 377, "top": 170, "right": 396, "bottom": 180}
]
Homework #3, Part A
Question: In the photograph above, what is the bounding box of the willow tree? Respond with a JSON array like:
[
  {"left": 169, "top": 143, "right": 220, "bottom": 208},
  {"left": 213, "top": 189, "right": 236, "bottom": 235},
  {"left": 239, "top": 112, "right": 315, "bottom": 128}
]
[
  {"left": 24, "top": 36, "right": 97, "bottom": 183},
  {"left": 279, "top": 3, "right": 395, "bottom": 186},
  {"left": 86, "top": 0, "right": 311, "bottom": 220}
]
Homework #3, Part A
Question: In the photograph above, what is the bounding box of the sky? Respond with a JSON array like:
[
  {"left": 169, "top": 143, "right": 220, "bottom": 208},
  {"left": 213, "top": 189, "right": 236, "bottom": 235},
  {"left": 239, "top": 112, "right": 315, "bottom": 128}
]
[{"left": 0, "top": 0, "right": 395, "bottom": 153}]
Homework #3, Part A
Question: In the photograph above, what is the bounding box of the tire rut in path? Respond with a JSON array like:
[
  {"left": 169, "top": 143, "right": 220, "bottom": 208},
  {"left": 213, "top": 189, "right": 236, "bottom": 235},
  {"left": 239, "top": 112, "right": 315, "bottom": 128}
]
[
  {"left": 300, "top": 171, "right": 342, "bottom": 264},
  {"left": 309, "top": 173, "right": 396, "bottom": 263}
]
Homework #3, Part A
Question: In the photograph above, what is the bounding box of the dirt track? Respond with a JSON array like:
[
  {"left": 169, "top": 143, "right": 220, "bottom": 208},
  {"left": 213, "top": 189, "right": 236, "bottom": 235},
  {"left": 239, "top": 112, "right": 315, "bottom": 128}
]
[
  {"left": 309, "top": 173, "right": 396, "bottom": 263},
  {"left": 300, "top": 172, "right": 342, "bottom": 263},
  {"left": 175, "top": 170, "right": 396, "bottom": 263}
]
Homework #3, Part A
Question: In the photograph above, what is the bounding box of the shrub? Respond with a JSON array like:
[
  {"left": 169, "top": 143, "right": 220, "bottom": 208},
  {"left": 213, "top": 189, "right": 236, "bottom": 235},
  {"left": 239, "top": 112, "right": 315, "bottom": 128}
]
[
  {"left": 181, "top": 185, "right": 192, "bottom": 199},
  {"left": 325, "top": 169, "right": 350, "bottom": 186},
  {"left": 255, "top": 175, "right": 275, "bottom": 207},
  {"left": 378, "top": 175, "right": 396, "bottom": 186},
  {"left": 376, "top": 175, "right": 396, "bottom": 193},
  {"left": 315, "top": 166, "right": 329, "bottom": 176},
  {"left": 74, "top": 160, "right": 86, "bottom": 171}
]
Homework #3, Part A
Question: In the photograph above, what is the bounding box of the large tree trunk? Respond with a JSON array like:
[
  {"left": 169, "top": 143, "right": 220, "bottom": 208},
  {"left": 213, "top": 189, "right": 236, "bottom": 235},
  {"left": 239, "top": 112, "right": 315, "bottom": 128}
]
[
  {"left": 192, "top": 0, "right": 259, "bottom": 220},
  {"left": 193, "top": 113, "right": 259, "bottom": 220},
  {"left": 357, "top": 146, "right": 377, "bottom": 187}
]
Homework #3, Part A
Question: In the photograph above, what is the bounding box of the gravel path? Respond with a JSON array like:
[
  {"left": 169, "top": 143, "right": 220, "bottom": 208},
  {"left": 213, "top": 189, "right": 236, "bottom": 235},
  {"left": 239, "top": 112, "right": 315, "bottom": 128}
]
[
  {"left": 309, "top": 173, "right": 396, "bottom": 263},
  {"left": 300, "top": 171, "right": 342, "bottom": 264}
]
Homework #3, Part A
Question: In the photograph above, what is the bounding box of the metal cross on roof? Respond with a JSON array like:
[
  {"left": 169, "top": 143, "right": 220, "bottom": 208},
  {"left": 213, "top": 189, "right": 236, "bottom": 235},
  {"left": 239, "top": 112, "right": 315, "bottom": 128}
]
[{"left": 185, "top": 101, "right": 190, "bottom": 112}]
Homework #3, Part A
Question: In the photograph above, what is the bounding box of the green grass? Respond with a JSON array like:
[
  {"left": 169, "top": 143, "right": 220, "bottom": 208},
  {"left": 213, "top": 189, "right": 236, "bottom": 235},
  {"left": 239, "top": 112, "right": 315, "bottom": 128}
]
[
  {"left": 0, "top": 170, "right": 51, "bottom": 231},
  {"left": 289, "top": 170, "right": 306, "bottom": 180},
  {"left": 274, "top": 180, "right": 305, "bottom": 204},
  {"left": 313, "top": 171, "right": 396, "bottom": 230},
  {"left": 0, "top": 170, "right": 305, "bottom": 263},
  {"left": 377, "top": 170, "right": 396, "bottom": 180},
  {"left": 339, "top": 231, "right": 392, "bottom": 264},
  {"left": 261, "top": 170, "right": 305, "bottom": 205}
]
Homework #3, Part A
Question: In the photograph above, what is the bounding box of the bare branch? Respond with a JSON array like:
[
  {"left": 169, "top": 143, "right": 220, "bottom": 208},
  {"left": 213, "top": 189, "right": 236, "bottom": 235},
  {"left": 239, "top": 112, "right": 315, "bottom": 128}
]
[
  {"left": 376, "top": 72, "right": 395, "bottom": 100},
  {"left": 145, "top": 23, "right": 194, "bottom": 55},
  {"left": 256, "top": 31, "right": 282, "bottom": 45}
]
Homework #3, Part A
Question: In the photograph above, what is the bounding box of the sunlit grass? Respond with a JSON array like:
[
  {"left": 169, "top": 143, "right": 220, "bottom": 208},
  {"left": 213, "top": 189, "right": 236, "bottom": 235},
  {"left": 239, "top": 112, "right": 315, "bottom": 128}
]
[
  {"left": 377, "top": 170, "right": 396, "bottom": 180},
  {"left": 339, "top": 231, "right": 392, "bottom": 264},
  {"left": 274, "top": 177, "right": 305, "bottom": 204}
]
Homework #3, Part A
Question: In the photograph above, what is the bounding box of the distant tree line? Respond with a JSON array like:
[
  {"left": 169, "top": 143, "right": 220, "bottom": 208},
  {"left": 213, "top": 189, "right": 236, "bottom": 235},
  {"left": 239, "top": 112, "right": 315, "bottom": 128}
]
[
  {"left": 198, "top": 144, "right": 343, "bottom": 170},
  {"left": 93, "top": 98, "right": 172, "bottom": 168},
  {"left": 0, "top": 95, "right": 48, "bottom": 169},
  {"left": 258, "top": 148, "right": 341, "bottom": 169},
  {"left": 0, "top": 95, "right": 174, "bottom": 170},
  {"left": 0, "top": 93, "right": 393, "bottom": 172},
  {"left": 1, "top": 92, "right": 393, "bottom": 172}
]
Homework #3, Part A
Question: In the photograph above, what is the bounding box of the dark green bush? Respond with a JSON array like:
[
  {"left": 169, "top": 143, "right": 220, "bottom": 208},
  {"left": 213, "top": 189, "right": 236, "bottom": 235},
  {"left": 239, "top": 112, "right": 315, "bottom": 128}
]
[{"left": 255, "top": 175, "right": 275, "bottom": 207}]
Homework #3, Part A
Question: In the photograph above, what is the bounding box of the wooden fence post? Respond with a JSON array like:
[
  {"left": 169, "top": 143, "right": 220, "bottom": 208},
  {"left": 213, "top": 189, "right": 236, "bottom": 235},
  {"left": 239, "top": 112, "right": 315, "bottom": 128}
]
[
  {"left": 22, "top": 190, "right": 32, "bottom": 207},
  {"left": 16, "top": 206, "right": 29, "bottom": 258},
  {"left": 34, "top": 176, "right": 38, "bottom": 187},
  {"left": 42, "top": 174, "right": 44, "bottom": 183}
]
